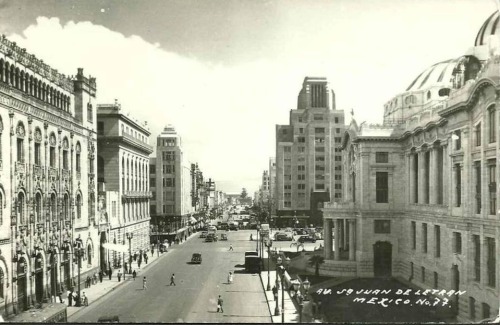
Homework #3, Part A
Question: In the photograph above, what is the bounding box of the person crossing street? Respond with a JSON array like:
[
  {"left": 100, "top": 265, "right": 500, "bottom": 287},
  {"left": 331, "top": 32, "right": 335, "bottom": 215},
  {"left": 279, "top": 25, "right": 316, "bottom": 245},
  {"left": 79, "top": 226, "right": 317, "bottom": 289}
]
[
  {"left": 143, "top": 276, "right": 147, "bottom": 290},
  {"left": 170, "top": 273, "right": 176, "bottom": 286},
  {"left": 217, "top": 295, "right": 224, "bottom": 313},
  {"left": 229, "top": 244, "right": 233, "bottom": 251}
]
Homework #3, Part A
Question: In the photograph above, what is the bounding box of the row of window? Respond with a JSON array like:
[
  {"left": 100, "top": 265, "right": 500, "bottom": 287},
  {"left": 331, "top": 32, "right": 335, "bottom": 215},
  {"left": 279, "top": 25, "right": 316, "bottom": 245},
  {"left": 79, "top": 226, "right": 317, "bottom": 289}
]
[{"left": 411, "top": 221, "right": 496, "bottom": 287}]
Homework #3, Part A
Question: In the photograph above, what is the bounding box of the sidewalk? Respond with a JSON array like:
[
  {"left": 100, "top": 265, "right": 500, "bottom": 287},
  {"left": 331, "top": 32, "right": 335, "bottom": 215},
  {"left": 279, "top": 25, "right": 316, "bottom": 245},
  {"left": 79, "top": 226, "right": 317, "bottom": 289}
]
[
  {"left": 259, "top": 249, "right": 320, "bottom": 323},
  {"left": 66, "top": 231, "right": 199, "bottom": 320}
]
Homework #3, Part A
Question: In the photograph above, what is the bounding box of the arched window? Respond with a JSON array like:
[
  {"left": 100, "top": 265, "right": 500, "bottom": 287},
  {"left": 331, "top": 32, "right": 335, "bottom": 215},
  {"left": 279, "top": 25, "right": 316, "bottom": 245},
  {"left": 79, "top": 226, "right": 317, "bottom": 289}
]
[
  {"left": 75, "top": 142, "right": 81, "bottom": 173},
  {"left": 76, "top": 194, "right": 82, "bottom": 219},
  {"left": 87, "top": 244, "right": 92, "bottom": 265},
  {"left": 50, "top": 193, "right": 57, "bottom": 221},
  {"left": 62, "top": 138, "right": 69, "bottom": 170},
  {"left": 63, "top": 193, "right": 69, "bottom": 220},
  {"left": 49, "top": 133, "right": 56, "bottom": 167},
  {"left": 89, "top": 192, "right": 95, "bottom": 224},
  {"left": 17, "top": 192, "right": 25, "bottom": 225},
  {"left": 489, "top": 105, "right": 496, "bottom": 144},
  {"left": 34, "top": 128, "right": 42, "bottom": 165},
  {"left": 35, "top": 192, "right": 42, "bottom": 223},
  {"left": 16, "top": 122, "right": 25, "bottom": 163}
]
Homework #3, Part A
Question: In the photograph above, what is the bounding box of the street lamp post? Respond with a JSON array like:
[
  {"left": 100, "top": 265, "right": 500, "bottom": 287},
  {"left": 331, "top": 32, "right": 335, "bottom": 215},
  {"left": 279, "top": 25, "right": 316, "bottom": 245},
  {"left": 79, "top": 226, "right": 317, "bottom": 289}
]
[
  {"left": 265, "top": 239, "right": 272, "bottom": 291},
  {"left": 281, "top": 256, "right": 290, "bottom": 323},
  {"left": 256, "top": 224, "right": 260, "bottom": 253},
  {"left": 274, "top": 256, "right": 282, "bottom": 316},
  {"left": 73, "top": 239, "right": 84, "bottom": 307},
  {"left": 126, "top": 232, "right": 133, "bottom": 274}
]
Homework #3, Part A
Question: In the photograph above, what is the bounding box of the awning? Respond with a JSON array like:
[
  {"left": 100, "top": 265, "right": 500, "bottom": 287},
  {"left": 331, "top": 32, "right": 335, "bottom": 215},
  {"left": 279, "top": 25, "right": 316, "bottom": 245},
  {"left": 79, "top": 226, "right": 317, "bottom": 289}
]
[{"left": 102, "top": 243, "right": 128, "bottom": 253}]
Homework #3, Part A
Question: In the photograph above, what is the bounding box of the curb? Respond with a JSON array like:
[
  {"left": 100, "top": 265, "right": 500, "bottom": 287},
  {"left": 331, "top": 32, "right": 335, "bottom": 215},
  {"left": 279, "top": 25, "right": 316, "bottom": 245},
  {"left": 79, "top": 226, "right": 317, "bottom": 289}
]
[{"left": 259, "top": 271, "right": 275, "bottom": 323}]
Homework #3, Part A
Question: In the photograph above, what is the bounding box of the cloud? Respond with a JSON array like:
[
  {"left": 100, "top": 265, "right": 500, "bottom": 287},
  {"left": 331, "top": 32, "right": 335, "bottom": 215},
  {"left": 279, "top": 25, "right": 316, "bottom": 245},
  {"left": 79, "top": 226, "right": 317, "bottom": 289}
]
[{"left": 9, "top": 17, "right": 294, "bottom": 192}]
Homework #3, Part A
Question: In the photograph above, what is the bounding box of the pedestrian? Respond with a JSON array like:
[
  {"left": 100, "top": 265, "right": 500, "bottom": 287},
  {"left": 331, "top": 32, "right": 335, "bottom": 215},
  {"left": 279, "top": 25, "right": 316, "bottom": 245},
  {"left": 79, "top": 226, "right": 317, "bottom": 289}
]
[
  {"left": 229, "top": 244, "right": 233, "bottom": 251},
  {"left": 134, "top": 252, "right": 138, "bottom": 261},
  {"left": 98, "top": 270, "right": 103, "bottom": 283},
  {"left": 74, "top": 291, "right": 80, "bottom": 306},
  {"left": 82, "top": 292, "right": 89, "bottom": 306},
  {"left": 144, "top": 253, "right": 148, "bottom": 264},
  {"left": 93, "top": 272, "right": 97, "bottom": 285},
  {"left": 67, "top": 289, "right": 73, "bottom": 307},
  {"left": 117, "top": 270, "right": 122, "bottom": 282},
  {"left": 109, "top": 268, "right": 113, "bottom": 280},
  {"left": 151, "top": 248, "right": 154, "bottom": 257},
  {"left": 143, "top": 276, "right": 147, "bottom": 290},
  {"left": 170, "top": 273, "right": 176, "bottom": 286},
  {"left": 272, "top": 285, "right": 278, "bottom": 301},
  {"left": 132, "top": 270, "right": 137, "bottom": 280},
  {"left": 217, "top": 295, "right": 224, "bottom": 313},
  {"left": 85, "top": 276, "right": 89, "bottom": 288},
  {"left": 228, "top": 272, "right": 233, "bottom": 284}
]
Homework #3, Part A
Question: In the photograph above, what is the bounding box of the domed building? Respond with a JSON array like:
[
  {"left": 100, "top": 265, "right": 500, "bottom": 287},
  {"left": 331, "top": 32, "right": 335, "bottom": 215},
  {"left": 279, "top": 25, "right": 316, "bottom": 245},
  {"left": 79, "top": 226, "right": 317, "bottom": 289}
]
[{"left": 321, "top": 9, "right": 500, "bottom": 323}]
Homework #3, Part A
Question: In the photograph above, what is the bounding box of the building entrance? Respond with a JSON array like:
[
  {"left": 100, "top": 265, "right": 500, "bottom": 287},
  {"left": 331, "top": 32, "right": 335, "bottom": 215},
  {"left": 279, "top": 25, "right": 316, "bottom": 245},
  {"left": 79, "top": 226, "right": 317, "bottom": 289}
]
[
  {"left": 373, "top": 241, "right": 392, "bottom": 277},
  {"left": 17, "top": 257, "right": 28, "bottom": 312}
]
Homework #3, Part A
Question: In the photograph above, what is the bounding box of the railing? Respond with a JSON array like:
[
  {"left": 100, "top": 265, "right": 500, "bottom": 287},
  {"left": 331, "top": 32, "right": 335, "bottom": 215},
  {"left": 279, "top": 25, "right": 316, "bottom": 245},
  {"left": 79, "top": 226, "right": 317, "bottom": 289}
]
[{"left": 122, "top": 191, "right": 153, "bottom": 198}]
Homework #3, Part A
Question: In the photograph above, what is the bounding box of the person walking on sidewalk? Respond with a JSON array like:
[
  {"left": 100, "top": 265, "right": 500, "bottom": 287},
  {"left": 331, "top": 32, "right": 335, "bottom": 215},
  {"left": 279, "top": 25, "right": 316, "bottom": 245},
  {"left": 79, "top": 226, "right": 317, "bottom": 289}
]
[
  {"left": 117, "top": 270, "right": 122, "bottom": 282},
  {"left": 143, "top": 276, "right": 147, "bottom": 290},
  {"left": 227, "top": 272, "right": 233, "bottom": 284},
  {"left": 229, "top": 244, "right": 233, "bottom": 251},
  {"left": 68, "top": 289, "right": 73, "bottom": 307},
  {"left": 132, "top": 270, "right": 137, "bottom": 280},
  {"left": 109, "top": 268, "right": 113, "bottom": 280},
  {"left": 98, "top": 270, "right": 103, "bottom": 283},
  {"left": 82, "top": 292, "right": 89, "bottom": 306},
  {"left": 93, "top": 272, "right": 97, "bottom": 285},
  {"left": 144, "top": 252, "right": 148, "bottom": 264},
  {"left": 217, "top": 295, "right": 224, "bottom": 313},
  {"left": 170, "top": 273, "right": 176, "bottom": 286}
]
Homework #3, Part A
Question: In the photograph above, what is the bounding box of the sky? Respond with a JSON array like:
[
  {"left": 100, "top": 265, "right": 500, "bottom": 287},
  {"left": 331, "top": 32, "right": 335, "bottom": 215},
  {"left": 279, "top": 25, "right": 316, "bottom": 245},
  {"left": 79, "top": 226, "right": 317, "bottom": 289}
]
[{"left": 0, "top": 0, "right": 496, "bottom": 194}]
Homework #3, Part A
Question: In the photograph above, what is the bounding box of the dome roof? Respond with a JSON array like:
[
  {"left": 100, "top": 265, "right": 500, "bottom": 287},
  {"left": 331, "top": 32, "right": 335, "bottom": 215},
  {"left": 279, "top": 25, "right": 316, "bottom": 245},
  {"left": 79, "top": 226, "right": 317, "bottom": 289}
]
[
  {"left": 475, "top": 11, "right": 499, "bottom": 47},
  {"left": 405, "top": 59, "right": 457, "bottom": 91}
]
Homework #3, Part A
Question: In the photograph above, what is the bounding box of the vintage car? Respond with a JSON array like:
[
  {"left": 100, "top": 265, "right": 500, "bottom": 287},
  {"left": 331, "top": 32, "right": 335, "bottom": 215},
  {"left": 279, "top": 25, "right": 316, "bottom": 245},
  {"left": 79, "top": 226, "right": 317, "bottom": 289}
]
[
  {"left": 200, "top": 231, "right": 208, "bottom": 238},
  {"left": 220, "top": 233, "right": 228, "bottom": 241},
  {"left": 297, "top": 235, "right": 317, "bottom": 243},
  {"left": 191, "top": 253, "right": 202, "bottom": 264}
]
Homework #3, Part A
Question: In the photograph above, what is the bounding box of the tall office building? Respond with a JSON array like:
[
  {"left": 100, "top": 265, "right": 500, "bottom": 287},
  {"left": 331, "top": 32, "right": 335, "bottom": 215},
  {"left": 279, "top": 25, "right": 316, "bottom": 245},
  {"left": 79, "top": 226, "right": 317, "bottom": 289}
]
[{"left": 275, "top": 77, "right": 345, "bottom": 227}]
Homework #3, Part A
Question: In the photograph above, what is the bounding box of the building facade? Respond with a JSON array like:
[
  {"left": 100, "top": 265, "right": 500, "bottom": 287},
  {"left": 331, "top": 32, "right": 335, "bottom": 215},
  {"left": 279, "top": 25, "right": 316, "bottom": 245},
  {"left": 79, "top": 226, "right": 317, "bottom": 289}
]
[
  {"left": 321, "top": 10, "right": 500, "bottom": 323},
  {"left": 150, "top": 125, "right": 194, "bottom": 243},
  {"left": 275, "top": 77, "right": 345, "bottom": 227},
  {"left": 0, "top": 36, "right": 99, "bottom": 317},
  {"left": 96, "top": 102, "right": 152, "bottom": 273}
]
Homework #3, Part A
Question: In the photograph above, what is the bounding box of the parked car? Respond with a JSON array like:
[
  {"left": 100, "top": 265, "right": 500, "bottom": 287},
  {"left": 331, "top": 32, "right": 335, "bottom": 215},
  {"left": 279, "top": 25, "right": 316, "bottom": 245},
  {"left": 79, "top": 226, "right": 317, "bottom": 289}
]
[
  {"left": 274, "top": 233, "right": 293, "bottom": 241},
  {"left": 200, "top": 231, "right": 208, "bottom": 238},
  {"left": 191, "top": 253, "right": 202, "bottom": 264},
  {"left": 297, "top": 235, "right": 317, "bottom": 243},
  {"left": 220, "top": 233, "right": 228, "bottom": 241},
  {"left": 206, "top": 233, "right": 218, "bottom": 242}
]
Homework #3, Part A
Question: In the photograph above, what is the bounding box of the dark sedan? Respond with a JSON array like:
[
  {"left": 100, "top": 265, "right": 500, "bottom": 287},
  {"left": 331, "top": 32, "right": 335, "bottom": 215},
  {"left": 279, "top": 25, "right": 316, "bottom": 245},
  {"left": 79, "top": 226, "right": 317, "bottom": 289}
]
[{"left": 298, "top": 235, "right": 316, "bottom": 243}]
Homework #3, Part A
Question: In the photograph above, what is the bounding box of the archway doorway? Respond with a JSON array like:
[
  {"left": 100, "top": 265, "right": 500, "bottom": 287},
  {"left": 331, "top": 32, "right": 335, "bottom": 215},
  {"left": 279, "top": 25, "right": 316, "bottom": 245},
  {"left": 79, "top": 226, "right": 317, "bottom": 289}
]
[
  {"left": 34, "top": 253, "right": 44, "bottom": 303},
  {"left": 17, "top": 257, "right": 28, "bottom": 312},
  {"left": 100, "top": 231, "right": 107, "bottom": 272},
  {"left": 373, "top": 241, "right": 392, "bottom": 277},
  {"left": 49, "top": 253, "right": 59, "bottom": 300}
]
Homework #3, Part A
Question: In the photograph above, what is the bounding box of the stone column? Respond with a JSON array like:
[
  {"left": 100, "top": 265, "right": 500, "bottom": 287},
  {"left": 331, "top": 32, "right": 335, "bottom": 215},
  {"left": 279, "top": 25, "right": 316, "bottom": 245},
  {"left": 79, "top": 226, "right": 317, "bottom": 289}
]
[
  {"left": 343, "top": 219, "right": 348, "bottom": 250},
  {"left": 409, "top": 153, "right": 416, "bottom": 204},
  {"left": 349, "top": 220, "right": 355, "bottom": 261},
  {"left": 338, "top": 219, "right": 344, "bottom": 251},
  {"left": 324, "top": 219, "right": 333, "bottom": 260},
  {"left": 334, "top": 220, "right": 340, "bottom": 260},
  {"left": 430, "top": 147, "right": 437, "bottom": 205}
]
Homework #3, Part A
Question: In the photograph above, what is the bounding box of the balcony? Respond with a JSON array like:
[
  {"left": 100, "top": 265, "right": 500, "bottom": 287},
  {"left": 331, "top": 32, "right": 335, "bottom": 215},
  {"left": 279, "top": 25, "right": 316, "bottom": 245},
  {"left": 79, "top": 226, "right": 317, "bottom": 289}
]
[{"left": 122, "top": 191, "right": 153, "bottom": 199}]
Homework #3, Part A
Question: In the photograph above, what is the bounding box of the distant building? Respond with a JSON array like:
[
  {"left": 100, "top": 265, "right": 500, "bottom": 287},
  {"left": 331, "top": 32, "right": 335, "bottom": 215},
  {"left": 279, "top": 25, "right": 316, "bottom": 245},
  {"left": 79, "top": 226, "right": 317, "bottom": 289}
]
[
  {"left": 269, "top": 157, "right": 277, "bottom": 215},
  {"left": 97, "top": 101, "right": 153, "bottom": 271},
  {"left": 275, "top": 77, "right": 345, "bottom": 227}
]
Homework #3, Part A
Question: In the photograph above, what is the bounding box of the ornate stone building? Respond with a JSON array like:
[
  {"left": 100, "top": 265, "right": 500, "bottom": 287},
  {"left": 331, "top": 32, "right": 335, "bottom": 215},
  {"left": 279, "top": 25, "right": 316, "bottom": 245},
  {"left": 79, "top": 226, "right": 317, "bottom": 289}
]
[
  {"left": 0, "top": 36, "right": 98, "bottom": 317},
  {"left": 321, "top": 10, "right": 500, "bottom": 323}
]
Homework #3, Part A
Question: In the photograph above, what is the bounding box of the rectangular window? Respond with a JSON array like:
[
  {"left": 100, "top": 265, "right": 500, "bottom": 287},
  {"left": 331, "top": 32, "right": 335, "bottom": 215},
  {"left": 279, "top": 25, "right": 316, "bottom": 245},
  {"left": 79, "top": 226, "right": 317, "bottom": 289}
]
[
  {"left": 489, "top": 108, "right": 496, "bottom": 143},
  {"left": 150, "top": 164, "right": 155, "bottom": 174},
  {"left": 474, "top": 235, "right": 481, "bottom": 282},
  {"left": 16, "top": 138, "right": 24, "bottom": 163},
  {"left": 297, "top": 174, "right": 305, "bottom": 180},
  {"left": 453, "top": 232, "right": 462, "bottom": 254},
  {"left": 284, "top": 185, "right": 291, "bottom": 190},
  {"left": 315, "top": 174, "right": 325, "bottom": 180},
  {"left": 34, "top": 142, "right": 41, "bottom": 165},
  {"left": 297, "top": 184, "right": 305, "bottom": 190},
  {"left": 422, "top": 223, "right": 428, "bottom": 253},
  {"left": 335, "top": 117, "right": 339, "bottom": 123},
  {"left": 335, "top": 156, "right": 341, "bottom": 161},
  {"left": 433, "top": 272, "right": 438, "bottom": 289},
  {"left": 476, "top": 123, "right": 481, "bottom": 146},
  {"left": 297, "top": 137, "right": 305, "bottom": 143},
  {"left": 335, "top": 137, "right": 342, "bottom": 143},
  {"left": 315, "top": 156, "right": 325, "bottom": 162},
  {"left": 489, "top": 162, "right": 496, "bottom": 215},
  {"left": 313, "top": 114, "right": 324, "bottom": 121},
  {"left": 375, "top": 152, "right": 389, "bottom": 163},
  {"left": 63, "top": 150, "right": 68, "bottom": 170},
  {"left": 76, "top": 152, "right": 81, "bottom": 172},
  {"left": 455, "top": 130, "right": 462, "bottom": 150},
  {"left": 411, "top": 221, "right": 416, "bottom": 250},
  {"left": 315, "top": 165, "right": 325, "bottom": 171},
  {"left": 298, "top": 147, "right": 305, "bottom": 153},
  {"left": 299, "top": 128, "right": 304, "bottom": 134},
  {"left": 336, "top": 128, "right": 340, "bottom": 134},
  {"left": 284, "top": 201, "right": 291, "bottom": 207},
  {"left": 376, "top": 172, "right": 389, "bottom": 203},
  {"left": 315, "top": 146, "right": 325, "bottom": 152},
  {"left": 434, "top": 225, "right": 441, "bottom": 258},
  {"left": 166, "top": 151, "right": 175, "bottom": 161},
  {"left": 283, "top": 146, "right": 291, "bottom": 152},
  {"left": 150, "top": 177, "right": 155, "bottom": 186},
  {"left": 475, "top": 161, "right": 481, "bottom": 214},
  {"left": 421, "top": 266, "right": 425, "bottom": 283},
  {"left": 334, "top": 175, "right": 342, "bottom": 180},
  {"left": 314, "top": 127, "right": 325, "bottom": 133},
  {"left": 455, "top": 164, "right": 461, "bottom": 207},
  {"left": 316, "top": 183, "right": 325, "bottom": 190},
  {"left": 374, "top": 220, "right": 391, "bottom": 234},
  {"left": 487, "top": 237, "right": 496, "bottom": 287},
  {"left": 334, "top": 184, "right": 341, "bottom": 189}
]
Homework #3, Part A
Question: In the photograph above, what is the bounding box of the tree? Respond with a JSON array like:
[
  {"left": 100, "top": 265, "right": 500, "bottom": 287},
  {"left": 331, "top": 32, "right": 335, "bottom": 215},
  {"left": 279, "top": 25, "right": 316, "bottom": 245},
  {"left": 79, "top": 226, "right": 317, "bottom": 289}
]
[
  {"left": 308, "top": 255, "right": 325, "bottom": 276},
  {"left": 240, "top": 188, "right": 248, "bottom": 198}
]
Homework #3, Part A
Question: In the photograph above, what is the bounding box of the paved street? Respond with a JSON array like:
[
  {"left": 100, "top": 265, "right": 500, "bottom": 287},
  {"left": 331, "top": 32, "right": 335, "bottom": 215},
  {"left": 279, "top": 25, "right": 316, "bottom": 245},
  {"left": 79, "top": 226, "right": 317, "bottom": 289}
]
[{"left": 70, "top": 229, "right": 271, "bottom": 323}]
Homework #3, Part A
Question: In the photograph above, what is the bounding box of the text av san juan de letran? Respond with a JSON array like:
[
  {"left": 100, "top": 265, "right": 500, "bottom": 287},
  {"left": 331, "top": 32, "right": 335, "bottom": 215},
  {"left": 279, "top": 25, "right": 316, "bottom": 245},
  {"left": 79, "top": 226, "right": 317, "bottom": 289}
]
[{"left": 315, "top": 288, "right": 466, "bottom": 308}]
